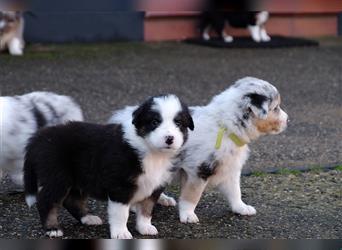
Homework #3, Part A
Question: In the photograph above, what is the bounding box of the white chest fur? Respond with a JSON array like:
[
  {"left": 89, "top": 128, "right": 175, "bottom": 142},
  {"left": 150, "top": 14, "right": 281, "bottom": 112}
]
[
  {"left": 131, "top": 152, "right": 173, "bottom": 204},
  {"left": 208, "top": 142, "right": 250, "bottom": 187}
]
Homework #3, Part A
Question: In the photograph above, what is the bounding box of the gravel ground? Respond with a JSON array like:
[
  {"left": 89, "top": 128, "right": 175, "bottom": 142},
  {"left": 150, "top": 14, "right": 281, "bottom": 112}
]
[
  {"left": 0, "top": 170, "right": 340, "bottom": 239},
  {"left": 0, "top": 38, "right": 341, "bottom": 239}
]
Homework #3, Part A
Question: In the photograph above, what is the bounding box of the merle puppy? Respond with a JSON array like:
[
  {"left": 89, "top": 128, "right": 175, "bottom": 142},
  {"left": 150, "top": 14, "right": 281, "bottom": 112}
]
[
  {"left": 0, "top": 91, "right": 83, "bottom": 186},
  {"left": 0, "top": 11, "right": 25, "bottom": 55},
  {"left": 173, "top": 77, "right": 288, "bottom": 223},
  {"left": 24, "top": 94, "right": 194, "bottom": 239}
]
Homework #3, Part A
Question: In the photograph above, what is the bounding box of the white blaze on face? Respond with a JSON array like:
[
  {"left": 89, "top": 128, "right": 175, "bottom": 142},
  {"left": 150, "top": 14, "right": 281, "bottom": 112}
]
[{"left": 147, "top": 95, "right": 184, "bottom": 152}]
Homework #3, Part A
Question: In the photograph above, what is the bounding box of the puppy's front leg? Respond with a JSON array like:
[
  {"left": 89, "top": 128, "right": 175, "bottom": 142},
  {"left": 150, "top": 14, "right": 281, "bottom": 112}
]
[
  {"left": 217, "top": 168, "right": 256, "bottom": 216},
  {"left": 248, "top": 25, "right": 261, "bottom": 42},
  {"left": 107, "top": 200, "right": 132, "bottom": 239},
  {"left": 260, "top": 27, "right": 271, "bottom": 42},
  {"left": 178, "top": 177, "right": 207, "bottom": 223},
  {"left": 8, "top": 37, "right": 23, "bottom": 56},
  {"left": 135, "top": 200, "right": 158, "bottom": 236},
  {"left": 135, "top": 187, "right": 164, "bottom": 235}
]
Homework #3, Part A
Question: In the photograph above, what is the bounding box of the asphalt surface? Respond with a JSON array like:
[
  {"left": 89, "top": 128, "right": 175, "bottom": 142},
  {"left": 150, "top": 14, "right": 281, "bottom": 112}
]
[
  {"left": 0, "top": 39, "right": 341, "bottom": 172},
  {"left": 0, "top": 170, "right": 341, "bottom": 239},
  {"left": 0, "top": 38, "right": 341, "bottom": 238}
]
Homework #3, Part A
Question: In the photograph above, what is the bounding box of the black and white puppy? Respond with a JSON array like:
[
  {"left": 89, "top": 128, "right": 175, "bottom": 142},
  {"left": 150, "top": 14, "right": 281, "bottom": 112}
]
[
  {"left": 0, "top": 92, "right": 83, "bottom": 186},
  {"left": 171, "top": 77, "right": 288, "bottom": 223},
  {"left": 0, "top": 11, "right": 25, "bottom": 55},
  {"left": 24, "top": 94, "right": 194, "bottom": 239},
  {"left": 200, "top": 11, "right": 271, "bottom": 43}
]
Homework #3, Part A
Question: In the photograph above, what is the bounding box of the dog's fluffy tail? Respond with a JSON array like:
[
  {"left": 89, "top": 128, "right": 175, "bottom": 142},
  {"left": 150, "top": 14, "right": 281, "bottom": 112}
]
[{"left": 24, "top": 155, "right": 38, "bottom": 207}]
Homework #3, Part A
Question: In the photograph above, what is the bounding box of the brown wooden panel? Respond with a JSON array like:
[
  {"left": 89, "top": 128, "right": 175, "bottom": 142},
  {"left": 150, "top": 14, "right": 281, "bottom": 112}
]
[
  {"left": 143, "top": 0, "right": 342, "bottom": 14},
  {"left": 144, "top": 14, "right": 338, "bottom": 41}
]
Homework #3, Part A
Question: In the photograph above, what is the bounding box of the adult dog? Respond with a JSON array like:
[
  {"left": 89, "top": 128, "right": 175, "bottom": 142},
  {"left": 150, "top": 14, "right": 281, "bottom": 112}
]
[
  {"left": 24, "top": 94, "right": 194, "bottom": 238},
  {"left": 0, "top": 92, "right": 83, "bottom": 186},
  {"left": 0, "top": 11, "right": 25, "bottom": 55}
]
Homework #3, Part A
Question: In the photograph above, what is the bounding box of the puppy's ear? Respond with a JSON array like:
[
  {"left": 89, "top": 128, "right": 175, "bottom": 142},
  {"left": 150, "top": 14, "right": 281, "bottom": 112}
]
[
  {"left": 245, "top": 93, "right": 269, "bottom": 120},
  {"left": 181, "top": 102, "right": 194, "bottom": 131},
  {"left": 132, "top": 105, "right": 144, "bottom": 128}
]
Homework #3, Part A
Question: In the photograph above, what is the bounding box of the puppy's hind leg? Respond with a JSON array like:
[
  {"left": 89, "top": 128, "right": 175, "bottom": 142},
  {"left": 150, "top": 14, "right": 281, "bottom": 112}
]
[
  {"left": 37, "top": 184, "right": 71, "bottom": 238},
  {"left": 157, "top": 192, "right": 177, "bottom": 207},
  {"left": 63, "top": 188, "right": 102, "bottom": 226},
  {"left": 178, "top": 176, "right": 207, "bottom": 223},
  {"left": 8, "top": 159, "right": 24, "bottom": 187}
]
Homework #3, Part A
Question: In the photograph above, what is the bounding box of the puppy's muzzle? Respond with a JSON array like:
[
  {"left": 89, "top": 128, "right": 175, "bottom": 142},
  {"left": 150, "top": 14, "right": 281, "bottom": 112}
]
[{"left": 165, "top": 136, "right": 174, "bottom": 145}]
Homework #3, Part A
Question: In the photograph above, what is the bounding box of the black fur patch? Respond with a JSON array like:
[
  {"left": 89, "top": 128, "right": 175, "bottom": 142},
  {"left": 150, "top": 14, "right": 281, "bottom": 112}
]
[
  {"left": 245, "top": 93, "right": 268, "bottom": 109},
  {"left": 24, "top": 122, "right": 144, "bottom": 209},
  {"left": 31, "top": 104, "right": 47, "bottom": 129},
  {"left": 197, "top": 154, "right": 220, "bottom": 180},
  {"left": 132, "top": 96, "right": 162, "bottom": 137}
]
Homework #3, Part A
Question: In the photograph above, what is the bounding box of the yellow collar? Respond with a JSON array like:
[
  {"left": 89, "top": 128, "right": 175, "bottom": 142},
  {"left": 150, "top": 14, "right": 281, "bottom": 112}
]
[{"left": 215, "top": 127, "right": 247, "bottom": 149}]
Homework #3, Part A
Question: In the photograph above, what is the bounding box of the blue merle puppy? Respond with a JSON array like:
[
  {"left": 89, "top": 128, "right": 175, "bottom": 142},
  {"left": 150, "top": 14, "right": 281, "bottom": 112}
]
[{"left": 0, "top": 91, "right": 83, "bottom": 186}]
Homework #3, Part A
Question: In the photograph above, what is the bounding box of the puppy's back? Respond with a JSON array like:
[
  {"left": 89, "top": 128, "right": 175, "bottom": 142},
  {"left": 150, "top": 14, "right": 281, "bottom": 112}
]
[{"left": 24, "top": 122, "right": 142, "bottom": 199}]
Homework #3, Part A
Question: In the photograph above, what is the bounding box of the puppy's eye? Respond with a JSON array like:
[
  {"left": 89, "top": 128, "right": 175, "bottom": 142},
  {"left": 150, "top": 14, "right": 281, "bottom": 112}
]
[
  {"left": 273, "top": 105, "right": 280, "bottom": 112},
  {"left": 174, "top": 119, "right": 182, "bottom": 127},
  {"left": 151, "top": 119, "right": 160, "bottom": 126}
]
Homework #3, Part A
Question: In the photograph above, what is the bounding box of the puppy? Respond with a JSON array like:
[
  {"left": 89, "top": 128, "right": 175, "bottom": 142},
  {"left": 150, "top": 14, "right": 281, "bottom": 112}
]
[
  {"left": 200, "top": 0, "right": 271, "bottom": 43},
  {"left": 0, "top": 92, "right": 83, "bottom": 186},
  {"left": 0, "top": 11, "right": 25, "bottom": 55},
  {"left": 24, "top": 94, "right": 194, "bottom": 239},
  {"left": 154, "top": 77, "right": 288, "bottom": 223}
]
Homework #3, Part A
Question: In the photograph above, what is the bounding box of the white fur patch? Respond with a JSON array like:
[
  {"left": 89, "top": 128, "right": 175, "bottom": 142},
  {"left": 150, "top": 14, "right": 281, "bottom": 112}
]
[
  {"left": 46, "top": 229, "right": 63, "bottom": 238},
  {"left": 136, "top": 215, "right": 158, "bottom": 235},
  {"left": 157, "top": 193, "right": 177, "bottom": 206},
  {"left": 179, "top": 200, "right": 199, "bottom": 223},
  {"left": 231, "top": 202, "right": 257, "bottom": 216},
  {"left": 25, "top": 195, "right": 37, "bottom": 207},
  {"left": 146, "top": 95, "right": 184, "bottom": 151},
  {"left": 81, "top": 215, "right": 103, "bottom": 225},
  {"left": 107, "top": 201, "right": 132, "bottom": 239},
  {"left": 248, "top": 25, "right": 261, "bottom": 42}
]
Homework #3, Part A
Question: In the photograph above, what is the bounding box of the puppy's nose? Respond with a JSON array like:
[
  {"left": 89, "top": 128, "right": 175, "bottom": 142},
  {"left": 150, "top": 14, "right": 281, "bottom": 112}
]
[{"left": 165, "top": 136, "right": 174, "bottom": 145}]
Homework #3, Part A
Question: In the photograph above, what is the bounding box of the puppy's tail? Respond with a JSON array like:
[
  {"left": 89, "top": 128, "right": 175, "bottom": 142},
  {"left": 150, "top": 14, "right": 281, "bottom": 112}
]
[{"left": 24, "top": 155, "right": 38, "bottom": 208}]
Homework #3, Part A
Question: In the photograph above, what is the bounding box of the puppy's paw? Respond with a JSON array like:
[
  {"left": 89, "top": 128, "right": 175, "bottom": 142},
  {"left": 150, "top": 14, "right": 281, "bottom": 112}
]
[
  {"left": 81, "top": 214, "right": 103, "bottom": 225},
  {"left": 180, "top": 211, "right": 199, "bottom": 223},
  {"left": 232, "top": 203, "right": 256, "bottom": 216},
  {"left": 223, "top": 35, "right": 233, "bottom": 43},
  {"left": 46, "top": 229, "right": 63, "bottom": 238},
  {"left": 158, "top": 194, "right": 177, "bottom": 207},
  {"left": 261, "top": 34, "right": 271, "bottom": 42},
  {"left": 136, "top": 223, "right": 158, "bottom": 236},
  {"left": 203, "top": 33, "right": 210, "bottom": 41},
  {"left": 110, "top": 228, "right": 133, "bottom": 239}
]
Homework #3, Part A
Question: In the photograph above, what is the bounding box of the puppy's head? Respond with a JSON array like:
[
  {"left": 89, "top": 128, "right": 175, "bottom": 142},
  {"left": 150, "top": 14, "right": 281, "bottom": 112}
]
[
  {"left": 0, "top": 11, "right": 21, "bottom": 34},
  {"left": 235, "top": 77, "right": 288, "bottom": 135},
  {"left": 132, "top": 94, "right": 194, "bottom": 153}
]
